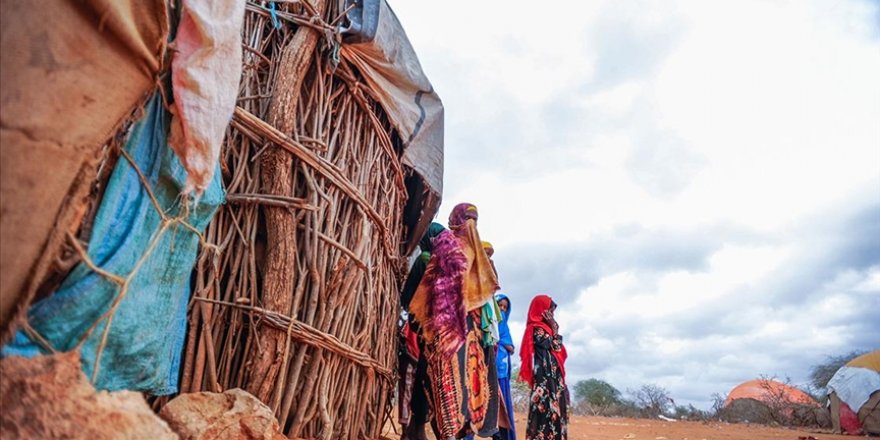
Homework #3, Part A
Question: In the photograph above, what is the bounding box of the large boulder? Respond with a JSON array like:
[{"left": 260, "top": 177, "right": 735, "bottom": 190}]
[
  {"left": 0, "top": 352, "right": 177, "bottom": 439},
  {"left": 160, "top": 388, "right": 286, "bottom": 440}
]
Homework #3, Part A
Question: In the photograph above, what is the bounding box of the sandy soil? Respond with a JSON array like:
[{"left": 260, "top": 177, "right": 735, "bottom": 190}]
[
  {"left": 384, "top": 413, "right": 855, "bottom": 440},
  {"left": 511, "top": 413, "right": 854, "bottom": 440}
]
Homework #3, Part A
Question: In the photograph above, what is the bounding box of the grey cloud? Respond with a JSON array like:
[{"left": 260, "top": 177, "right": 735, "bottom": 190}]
[
  {"left": 831, "top": 201, "right": 880, "bottom": 268},
  {"left": 747, "top": 198, "right": 880, "bottom": 308},
  {"left": 437, "top": 3, "right": 692, "bottom": 195},
  {"left": 568, "top": 352, "right": 615, "bottom": 373},
  {"left": 443, "top": 94, "right": 595, "bottom": 196},
  {"left": 647, "top": 197, "right": 880, "bottom": 343},
  {"left": 407, "top": 0, "right": 880, "bottom": 409},
  {"left": 587, "top": 2, "right": 686, "bottom": 89},
  {"left": 494, "top": 190, "right": 878, "bottom": 407},
  {"left": 494, "top": 245, "right": 602, "bottom": 310},
  {"left": 626, "top": 127, "right": 708, "bottom": 197},
  {"left": 845, "top": 0, "right": 880, "bottom": 40},
  {"left": 847, "top": 318, "right": 880, "bottom": 348},
  {"left": 539, "top": 95, "right": 600, "bottom": 154},
  {"left": 577, "top": 293, "right": 877, "bottom": 408},
  {"left": 436, "top": 17, "right": 695, "bottom": 203},
  {"left": 545, "top": 85, "right": 709, "bottom": 200},
  {"left": 494, "top": 223, "right": 748, "bottom": 311}
]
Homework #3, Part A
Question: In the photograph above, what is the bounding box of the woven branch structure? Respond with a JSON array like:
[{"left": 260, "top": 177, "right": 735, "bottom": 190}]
[{"left": 176, "top": 2, "right": 416, "bottom": 438}]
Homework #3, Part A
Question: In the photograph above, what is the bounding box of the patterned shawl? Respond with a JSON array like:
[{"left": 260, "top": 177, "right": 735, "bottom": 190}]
[{"left": 449, "top": 203, "right": 499, "bottom": 312}]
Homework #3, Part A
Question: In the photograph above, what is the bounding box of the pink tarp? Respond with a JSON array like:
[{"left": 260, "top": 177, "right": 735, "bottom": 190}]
[{"left": 170, "top": 0, "right": 246, "bottom": 194}]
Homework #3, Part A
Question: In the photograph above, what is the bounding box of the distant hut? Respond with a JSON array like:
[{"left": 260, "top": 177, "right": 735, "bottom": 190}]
[
  {"left": 722, "top": 379, "right": 820, "bottom": 425},
  {"left": 827, "top": 350, "right": 880, "bottom": 435}
]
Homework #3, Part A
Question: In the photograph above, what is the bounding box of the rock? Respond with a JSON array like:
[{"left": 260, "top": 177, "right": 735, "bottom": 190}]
[
  {"left": 0, "top": 352, "right": 178, "bottom": 439},
  {"left": 160, "top": 388, "right": 286, "bottom": 440}
]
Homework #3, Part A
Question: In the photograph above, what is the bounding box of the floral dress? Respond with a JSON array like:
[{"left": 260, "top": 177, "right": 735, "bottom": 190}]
[{"left": 526, "top": 327, "right": 569, "bottom": 440}]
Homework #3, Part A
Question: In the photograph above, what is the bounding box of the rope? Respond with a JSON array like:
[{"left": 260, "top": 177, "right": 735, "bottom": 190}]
[
  {"left": 24, "top": 142, "right": 220, "bottom": 385},
  {"left": 193, "top": 297, "right": 393, "bottom": 379}
]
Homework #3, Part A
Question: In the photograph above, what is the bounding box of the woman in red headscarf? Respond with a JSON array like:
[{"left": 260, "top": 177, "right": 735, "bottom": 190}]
[{"left": 520, "top": 294, "right": 569, "bottom": 440}]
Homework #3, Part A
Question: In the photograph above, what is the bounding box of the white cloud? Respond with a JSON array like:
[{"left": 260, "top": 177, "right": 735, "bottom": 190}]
[{"left": 393, "top": 0, "right": 880, "bottom": 408}]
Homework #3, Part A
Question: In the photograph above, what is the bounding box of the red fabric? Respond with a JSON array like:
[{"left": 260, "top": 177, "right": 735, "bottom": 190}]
[
  {"left": 519, "top": 294, "right": 567, "bottom": 387},
  {"left": 557, "top": 342, "right": 568, "bottom": 380},
  {"left": 403, "top": 322, "right": 420, "bottom": 360},
  {"left": 839, "top": 401, "right": 863, "bottom": 435}
]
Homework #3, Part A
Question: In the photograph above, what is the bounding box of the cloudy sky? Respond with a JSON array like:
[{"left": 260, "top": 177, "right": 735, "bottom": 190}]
[{"left": 393, "top": 0, "right": 880, "bottom": 408}]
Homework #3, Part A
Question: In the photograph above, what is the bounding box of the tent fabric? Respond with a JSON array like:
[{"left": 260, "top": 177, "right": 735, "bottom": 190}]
[
  {"left": 860, "top": 391, "right": 880, "bottom": 434},
  {"left": 845, "top": 350, "right": 880, "bottom": 371},
  {"left": 828, "top": 350, "right": 880, "bottom": 435},
  {"left": 340, "top": 0, "right": 444, "bottom": 249},
  {"left": 0, "top": 0, "right": 169, "bottom": 342},
  {"left": 828, "top": 365, "right": 880, "bottom": 417},
  {"left": 724, "top": 379, "right": 817, "bottom": 407},
  {"left": 340, "top": 0, "right": 444, "bottom": 194},
  {"left": 830, "top": 393, "right": 864, "bottom": 435},
  {"left": 1, "top": 93, "right": 224, "bottom": 395},
  {"left": 169, "top": 0, "right": 246, "bottom": 194}
]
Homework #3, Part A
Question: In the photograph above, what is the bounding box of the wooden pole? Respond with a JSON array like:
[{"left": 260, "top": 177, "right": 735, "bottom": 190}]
[{"left": 246, "top": 0, "right": 327, "bottom": 403}]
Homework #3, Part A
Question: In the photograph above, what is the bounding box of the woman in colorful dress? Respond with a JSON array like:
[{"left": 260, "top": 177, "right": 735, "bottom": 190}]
[
  {"left": 520, "top": 295, "right": 569, "bottom": 440},
  {"left": 409, "top": 203, "right": 500, "bottom": 439},
  {"left": 399, "top": 222, "right": 446, "bottom": 440}
]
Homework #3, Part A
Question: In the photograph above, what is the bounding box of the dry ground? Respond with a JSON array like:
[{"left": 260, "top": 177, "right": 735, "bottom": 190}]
[
  {"left": 384, "top": 413, "right": 856, "bottom": 440},
  {"left": 530, "top": 413, "right": 855, "bottom": 440}
]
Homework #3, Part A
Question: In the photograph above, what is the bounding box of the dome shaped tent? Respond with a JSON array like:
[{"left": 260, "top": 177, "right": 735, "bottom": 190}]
[
  {"left": 827, "top": 350, "right": 880, "bottom": 435},
  {"left": 722, "top": 379, "right": 819, "bottom": 424},
  {"left": 724, "top": 379, "right": 818, "bottom": 407}
]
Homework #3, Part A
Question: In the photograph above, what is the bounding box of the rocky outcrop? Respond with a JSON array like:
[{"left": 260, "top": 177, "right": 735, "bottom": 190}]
[
  {"left": 0, "top": 352, "right": 177, "bottom": 439},
  {"left": 160, "top": 388, "right": 286, "bottom": 440}
]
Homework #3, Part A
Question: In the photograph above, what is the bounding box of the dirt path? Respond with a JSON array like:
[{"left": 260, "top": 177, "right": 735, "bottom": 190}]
[
  {"left": 384, "top": 412, "right": 853, "bottom": 440},
  {"left": 510, "top": 413, "right": 854, "bottom": 440}
]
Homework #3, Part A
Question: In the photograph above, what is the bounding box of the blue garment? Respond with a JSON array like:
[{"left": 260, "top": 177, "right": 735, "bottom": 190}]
[
  {"left": 495, "top": 293, "right": 517, "bottom": 439},
  {"left": 495, "top": 293, "right": 514, "bottom": 379},
  {"left": 2, "top": 93, "right": 224, "bottom": 395},
  {"left": 498, "top": 376, "right": 517, "bottom": 440}
]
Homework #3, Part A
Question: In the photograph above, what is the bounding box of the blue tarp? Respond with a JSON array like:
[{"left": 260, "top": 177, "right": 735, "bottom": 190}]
[{"left": 2, "top": 93, "right": 224, "bottom": 395}]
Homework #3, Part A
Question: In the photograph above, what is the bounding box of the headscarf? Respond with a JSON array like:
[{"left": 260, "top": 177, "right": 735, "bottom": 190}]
[
  {"left": 420, "top": 222, "right": 447, "bottom": 253},
  {"left": 449, "top": 203, "right": 499, "bottom": 311},
  {"left": 407, "top": 204, "right": 500, "bottom": 357},
  {"left": 496, "top": 294, "right": 513, "bottom": 347},
  {"left": 449, "top": 203, "right": 478, "bottom": 228},
  {"left": 482, "top": 240, "right": 499, "bottom": 278},
  {"left": 401, "top": 222, "right": 447, "bottom": 311},
  {"left": 519, "top": 294, "right": 567, "bottom": 387},
  {"left": 482, "top": 241, "right": 495, "bottom": 257},
  {"left": 496, "top": 294, "right": 514, "bottom": 379}
]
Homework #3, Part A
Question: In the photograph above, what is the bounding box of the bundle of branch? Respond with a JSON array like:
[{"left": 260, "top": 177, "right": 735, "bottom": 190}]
[{"left": 175, "top": 1, "right": 407, "bottom": 438}]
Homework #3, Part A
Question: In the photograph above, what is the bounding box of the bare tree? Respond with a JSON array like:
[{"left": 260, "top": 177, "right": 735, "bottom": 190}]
[
  {"left": 809, "top": 350, "right": 867, "bottom": 392},
  {"left": 757, "top": 375, "right": 823, "bottom": 427},
  {"left": 758, "top": 375, "right": 796, "bottom": 425},
  {"left": 710, "top": 392, "right": 727, "bottom": 417},
  {"left": 630, "top": 384, "right": 674, "bottom": 418}
]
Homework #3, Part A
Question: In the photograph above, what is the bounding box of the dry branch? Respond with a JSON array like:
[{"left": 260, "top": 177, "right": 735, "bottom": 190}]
[{"left": 175, "top": 1, "right": 407, "bottom": 437}]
